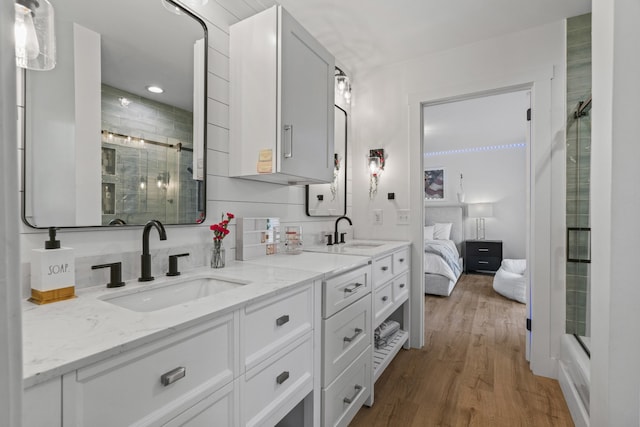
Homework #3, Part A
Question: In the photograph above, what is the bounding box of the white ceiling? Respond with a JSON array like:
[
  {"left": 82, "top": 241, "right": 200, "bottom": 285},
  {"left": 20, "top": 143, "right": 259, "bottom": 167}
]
[
  {"left": 276, "top": 0, "right": 591, "bottom": 74},
  {"left": 423, "top": 90, "right": 530, "bottom": 153}
]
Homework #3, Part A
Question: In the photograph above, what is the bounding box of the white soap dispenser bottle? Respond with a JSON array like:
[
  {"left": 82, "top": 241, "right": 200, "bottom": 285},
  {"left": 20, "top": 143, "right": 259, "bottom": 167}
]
[{"left": 29, "top": 227, "right": 76, "bottom": 304}]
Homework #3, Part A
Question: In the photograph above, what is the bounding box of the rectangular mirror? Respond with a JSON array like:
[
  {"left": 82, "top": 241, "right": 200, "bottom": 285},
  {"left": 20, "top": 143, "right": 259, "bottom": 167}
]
[
  {"left": 22, "top": 0, "right": 208, "bottom": 228},
  {"left": 306, "top": 105, "right": 347, "bottom": 216}
]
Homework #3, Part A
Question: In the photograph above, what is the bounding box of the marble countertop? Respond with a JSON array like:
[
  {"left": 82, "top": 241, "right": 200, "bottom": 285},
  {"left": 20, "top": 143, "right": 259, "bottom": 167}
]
[
  {"left": 22, "top": 252, "right": 369, "bottom": 388},
  {"left": 303, "top": 239, "right": 411, "bottom": 259}
]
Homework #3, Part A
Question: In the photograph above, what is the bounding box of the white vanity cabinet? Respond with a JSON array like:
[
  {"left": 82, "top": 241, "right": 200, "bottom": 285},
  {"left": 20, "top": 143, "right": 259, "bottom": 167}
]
[
  {"left": 229, "top": 5, "right": 335, "bottom": 185},
  {"left": 371, "top": 245, "right": 411, "bottom": 382},
  {"left": 239, "top": 284, "right": 316, "bottom": 427},
  {"left": 61, "top": 313, "right": 238, "bottom": 427},
  {"left": 24, "top": 378, "right": 62, "bottom": 427},
  {"left": 320, "top": 264, "right": 373, "bottom": 427}
]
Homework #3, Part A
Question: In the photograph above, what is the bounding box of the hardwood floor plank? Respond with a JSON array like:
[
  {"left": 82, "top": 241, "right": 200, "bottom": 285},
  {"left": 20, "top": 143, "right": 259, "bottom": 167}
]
[{"left": 350, "top": 274, "right": 574, "bottom": 426}]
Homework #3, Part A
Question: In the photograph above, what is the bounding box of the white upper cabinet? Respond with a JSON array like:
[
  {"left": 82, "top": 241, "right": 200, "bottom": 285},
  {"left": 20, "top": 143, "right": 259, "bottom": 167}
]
[{"left": 230, "top": 5, "right": 335, "bottom": 185}]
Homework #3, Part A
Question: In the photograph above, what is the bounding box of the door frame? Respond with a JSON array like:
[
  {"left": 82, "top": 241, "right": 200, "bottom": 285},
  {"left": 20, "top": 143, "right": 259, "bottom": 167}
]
[{"left": 408, "top": 67, "right": 563, "bottom": 377}]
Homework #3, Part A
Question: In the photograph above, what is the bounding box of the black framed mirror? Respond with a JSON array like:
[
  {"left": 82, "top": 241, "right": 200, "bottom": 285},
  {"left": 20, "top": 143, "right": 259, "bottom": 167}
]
[
  {"left": 22, "top": 0, "right": 207, "bottom": 228},
  {"left": 305, "top": 105, "right": 347, "bottom": 216}
]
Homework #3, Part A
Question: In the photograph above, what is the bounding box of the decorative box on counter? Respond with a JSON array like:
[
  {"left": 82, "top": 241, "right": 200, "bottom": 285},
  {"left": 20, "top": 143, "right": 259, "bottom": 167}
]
[{"left": 236, "top": 217, "right": 280, "bottom": 260}]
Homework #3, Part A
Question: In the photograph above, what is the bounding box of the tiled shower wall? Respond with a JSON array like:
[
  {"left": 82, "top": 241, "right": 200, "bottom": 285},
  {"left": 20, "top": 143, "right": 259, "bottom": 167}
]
[
  {"left": 566, "top": 13, "right": 591, "bottom": 336},
  {"left": 101, "top": 84, "right": 199, "bottom": 225}
]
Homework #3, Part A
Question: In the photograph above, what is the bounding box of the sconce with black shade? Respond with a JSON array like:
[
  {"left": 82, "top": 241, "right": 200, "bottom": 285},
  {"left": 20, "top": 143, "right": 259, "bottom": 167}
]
[
  {"left": 156, "top": 172, "right": 170, "bottom": 189},
  {"left": 368, "top": 148, "right": 385, "bottom": 199},
  {"left": 15, "top": 0, "right": 56, "bottom": 70}
]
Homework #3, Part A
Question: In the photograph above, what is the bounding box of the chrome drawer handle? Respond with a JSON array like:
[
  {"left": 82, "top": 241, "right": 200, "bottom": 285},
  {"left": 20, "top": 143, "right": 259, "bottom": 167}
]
[
  {"left": 381, "top": 266, "right": 389, "bottom": 271},
  {"left": 478, "top": 261, "right": 489, "bottom": 264},
  {"left": 276, "top": 315, "right": 290, "bottom": 326},
  {"left": 276, "top": 371, "right": 289, "bottom": 385},
  {"left": 343, "top": 384, "right": 363, "bottom": 404},
  {"left": 478, "top": 248, "right": 489, "bottom": 252},
  {"left": 343, "top": 328, "right": 363, "bottom": 343},
  {"left": 399, "top": 283, "right": 405, "bottom": 288},
  {"left": 382, "top": 296, "right": 389, "bottom": 302},
  {"left": 344, "top": 282, "right": 364, "bottom": 293},
  {"left": 160, "top": 367, "right": 186, "bottom": 387}
]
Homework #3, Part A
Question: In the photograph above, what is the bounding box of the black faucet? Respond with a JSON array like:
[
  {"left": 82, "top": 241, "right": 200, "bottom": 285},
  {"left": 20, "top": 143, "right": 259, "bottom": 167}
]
[
  {"left": 139, "top": 220, "right": 167, "bottom": 282},
  {"left": 334, "top": 216, "right": 352, "bottom": 244}
]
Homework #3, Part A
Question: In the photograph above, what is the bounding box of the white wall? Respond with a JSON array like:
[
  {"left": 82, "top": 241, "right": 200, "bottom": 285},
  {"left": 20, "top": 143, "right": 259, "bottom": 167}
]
[
  {"left": 424, "top": 145, "right": 527, "bottom": 259},
  {"left": 590, "top": 0, "right": 640, "bottom": 425},
  {"left": 350, "top": 21, "right": 566, "bottom": 376},
  {"left": 18, "top": 0, "right": 349, "bottom": 292}
]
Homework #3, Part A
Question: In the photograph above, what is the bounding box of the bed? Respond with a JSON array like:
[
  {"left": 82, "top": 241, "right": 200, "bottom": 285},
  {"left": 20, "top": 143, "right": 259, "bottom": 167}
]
[{"left": 424, "top": 206, "right": 464, "bottom": 296}]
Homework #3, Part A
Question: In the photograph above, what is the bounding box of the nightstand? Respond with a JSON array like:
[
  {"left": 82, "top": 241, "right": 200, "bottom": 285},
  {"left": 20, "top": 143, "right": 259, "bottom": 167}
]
[{"left": 464, "top": 240, "right": 503, "bottom": 273}]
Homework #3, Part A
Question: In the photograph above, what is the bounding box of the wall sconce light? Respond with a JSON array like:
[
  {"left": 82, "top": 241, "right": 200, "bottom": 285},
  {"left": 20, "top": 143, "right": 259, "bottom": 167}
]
[
  {"left": 335, "top": 66, "right": 352, "bottom": 104},
  {"left": 156, "top": 172, "right": 170, "bottom": 189},
  {"left": 139, "top": 176, "right": 146, "bottom": 190},
  {"left": 468, "top": 203, "right": 494, "bottom": 240},
  {"left": 368, "top": 148, "right": 385, "bottom": 199},
  {"left": 15, "top": 0, "right": 56, "bottom": 70}
]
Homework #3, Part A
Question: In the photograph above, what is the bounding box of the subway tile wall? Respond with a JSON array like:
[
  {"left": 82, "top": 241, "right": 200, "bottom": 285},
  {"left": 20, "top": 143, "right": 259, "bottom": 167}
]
[{"left": 565, "top": 13, "right": 591, "bottom": 336}]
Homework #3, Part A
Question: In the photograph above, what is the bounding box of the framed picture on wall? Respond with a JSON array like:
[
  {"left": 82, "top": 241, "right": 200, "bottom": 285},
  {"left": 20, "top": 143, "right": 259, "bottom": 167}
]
[{"left": 425, "top": 167, "right": 445, "bottom": 200}]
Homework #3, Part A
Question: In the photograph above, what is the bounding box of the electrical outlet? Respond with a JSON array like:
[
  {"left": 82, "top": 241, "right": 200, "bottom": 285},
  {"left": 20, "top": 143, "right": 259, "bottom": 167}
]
[
  {"left": 373, "top": 209, "right": 383, "bottom": 225},
  {"left": 396, "top": 209, "right": 410, "bottom": 225}
]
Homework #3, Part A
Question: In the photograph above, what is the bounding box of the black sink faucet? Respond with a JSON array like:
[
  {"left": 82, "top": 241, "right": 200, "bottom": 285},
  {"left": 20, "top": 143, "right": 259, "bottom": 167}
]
[
  {"left": 139, "top": 220, "right": 167, "bottom": 282},
  {"left": 334, "top": 216, "right": 352, "bottom": 244}
]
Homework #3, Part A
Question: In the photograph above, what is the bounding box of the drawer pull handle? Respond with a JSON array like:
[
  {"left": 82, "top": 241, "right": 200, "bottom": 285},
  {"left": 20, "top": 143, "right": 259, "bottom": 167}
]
[
  {"left": 381, "top": 266, "right": 389, "bottom": 271},
  {"left": 343, "top": 328, "right": 363, "bottom": 343},
  {"left": 398, "top": 258, "right": 405, "bottom": 263},
  {"left": 478, "top": 261, "right": 489, "bottom": 264},
  {"left": 399, "top": 283, "right": 406, "bottom": 288},
  {"left": 160, "top": 367, "right": 186, "bottom": 387},
  {"left": 276, "top": 371, "right": 290, "bottom": 385},
  {"left": 276, "top": 315, "right": 290, "bottom": 326},
  {"left": 343, "top": 384, "right": 363, "bottom": 404},
  {"left": 478, "top": 248, "right": 489, "bottom": 252},
  {"left": 382, "top": 296, "right": 389, "bottom": 302},
  {"left": 344, "top": 282, "right": 364, "bottom": 293}
]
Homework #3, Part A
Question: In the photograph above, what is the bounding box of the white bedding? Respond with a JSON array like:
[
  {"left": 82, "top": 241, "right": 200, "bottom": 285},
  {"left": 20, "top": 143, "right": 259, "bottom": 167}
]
[{"left": 424, "top": 239, "right": 461, "bottom": 282}]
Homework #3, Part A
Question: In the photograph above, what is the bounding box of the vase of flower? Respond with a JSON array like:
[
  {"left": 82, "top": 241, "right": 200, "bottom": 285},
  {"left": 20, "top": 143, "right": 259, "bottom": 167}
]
[
  {"left": 211, "top": 240, "right": 225, "bottom": 268},
  {"left": 209, "top": 212, "right": 234, "bottom": 268}
]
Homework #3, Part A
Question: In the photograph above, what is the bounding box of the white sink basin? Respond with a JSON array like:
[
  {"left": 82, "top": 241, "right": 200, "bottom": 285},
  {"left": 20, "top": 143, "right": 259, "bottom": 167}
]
[
  {"left": 343, "top": 242, "right": 385, "bottom": 249},
  {"left": 101, "top": 275, "right": 250, "bottom": 312}
]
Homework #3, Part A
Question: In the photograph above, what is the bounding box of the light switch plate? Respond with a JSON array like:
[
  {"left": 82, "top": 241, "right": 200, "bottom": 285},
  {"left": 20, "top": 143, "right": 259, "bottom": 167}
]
[
  {"left": 396, "top": 209, "right": 410, "bottom": 225},
  {"left": 373, "top": 209, "right": 383, "bottom": 225}
]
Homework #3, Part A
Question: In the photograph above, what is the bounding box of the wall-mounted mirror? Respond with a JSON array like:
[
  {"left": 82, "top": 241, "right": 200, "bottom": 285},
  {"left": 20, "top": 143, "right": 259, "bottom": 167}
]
[
  {"left": 22, "top": 0, "right": 207, "bottom": 228},
  {"left": 306, "top": 105, "right": 347, "bottom": 216}
]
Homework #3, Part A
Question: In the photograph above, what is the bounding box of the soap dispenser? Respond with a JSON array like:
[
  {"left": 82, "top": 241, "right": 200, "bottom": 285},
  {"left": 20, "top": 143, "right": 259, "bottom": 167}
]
[{"left": 29, "top": 227, "right": 76, "bottom": 304}]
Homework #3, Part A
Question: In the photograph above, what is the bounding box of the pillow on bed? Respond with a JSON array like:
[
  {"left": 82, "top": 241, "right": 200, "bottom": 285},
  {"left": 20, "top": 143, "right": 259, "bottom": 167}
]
[
  {"left": 433, "top": 222, "right": 452, "bottom": 240},
  {"left": 424, "top": 226, "right": 435, "bottom": 240}
]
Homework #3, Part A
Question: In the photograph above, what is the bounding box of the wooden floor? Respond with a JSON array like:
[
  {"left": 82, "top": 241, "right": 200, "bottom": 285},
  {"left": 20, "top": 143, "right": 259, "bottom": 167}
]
[{"left": 350, "top": 274, "right": 574, "bottom": 427}]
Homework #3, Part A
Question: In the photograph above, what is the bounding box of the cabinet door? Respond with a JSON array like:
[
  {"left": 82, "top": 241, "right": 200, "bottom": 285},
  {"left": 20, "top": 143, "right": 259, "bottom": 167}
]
[
  {"left": 279, "top": 7, "right": 334, "bottom": 182},
  {"left": 24, "top": 378, "right": 62, "bottom": 427},
  {"left": 163, "top": 380, "right": 238, "bottom": 427}
]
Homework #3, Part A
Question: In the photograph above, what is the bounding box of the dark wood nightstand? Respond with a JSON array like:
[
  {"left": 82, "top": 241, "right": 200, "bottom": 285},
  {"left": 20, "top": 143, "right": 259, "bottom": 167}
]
[{"left": 464, "top": 240, "right": 503, "bottom": 273}]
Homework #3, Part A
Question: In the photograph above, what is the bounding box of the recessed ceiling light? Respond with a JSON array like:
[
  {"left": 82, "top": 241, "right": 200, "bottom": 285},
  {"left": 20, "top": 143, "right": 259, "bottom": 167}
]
[{"left": 146, "top": 85, "right": 164, "bottom": 94}]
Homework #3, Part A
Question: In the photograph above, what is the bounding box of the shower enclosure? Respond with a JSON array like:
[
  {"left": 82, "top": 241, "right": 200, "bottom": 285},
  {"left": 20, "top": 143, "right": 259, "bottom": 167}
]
[{"left": 566, "top": 95, "right": 591, "bottom": 353}]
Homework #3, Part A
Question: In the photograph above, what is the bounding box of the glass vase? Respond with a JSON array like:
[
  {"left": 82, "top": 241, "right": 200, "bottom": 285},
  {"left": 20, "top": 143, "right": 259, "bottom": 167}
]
[{"left": 211, "top": 240, "right": 225, "bottom": 268}]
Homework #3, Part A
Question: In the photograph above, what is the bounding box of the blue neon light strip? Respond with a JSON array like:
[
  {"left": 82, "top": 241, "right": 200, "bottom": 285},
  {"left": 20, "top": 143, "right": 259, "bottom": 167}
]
[{"left": 424, "top": 142, "right": 526, "bottom": 157}]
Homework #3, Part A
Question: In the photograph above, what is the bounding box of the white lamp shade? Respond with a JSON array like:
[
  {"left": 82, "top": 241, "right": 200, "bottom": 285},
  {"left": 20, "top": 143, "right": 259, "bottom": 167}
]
[{"left": 468, "top": 203, "right": 494, "bottom": 218}]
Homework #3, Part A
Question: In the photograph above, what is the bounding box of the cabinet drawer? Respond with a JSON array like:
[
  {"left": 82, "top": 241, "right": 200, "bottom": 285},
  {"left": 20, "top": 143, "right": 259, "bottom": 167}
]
[
  {"left": 372, "top": 255, "right": 393, "bottom": 288},
  {"left": 322, "top": 347, "right": 371, "bottom": 427},
  {"left": 65, "top": 315, "right": 236, "bottom": 427},
  {"left": 163, "top": 380, "right": 238, "bottom": 427},
  {"left": 465, "top": 241, "right": 502, "bottom": 257},
  {"left": 243, "top": 284, "right": 313, "bottom": 371},
  {"left": 322, "top": 293, "right": 372, "bottom": 386},
  {"left": 242, "top": 334, "right": 313, "bottom": 427},
  {"left": 393, "top": 273, "right": 409, "bottom": 304},
  {"left": 373, "top": 281, "right": 394, "bottom": 328},
  {"left": 323, "top": 265, "right": 370, "bottom": 319},
  {"left": 393, "top": 248, "right": 409, "bottom": 275},
  {"left": 467, "top": 256, "right": 501, "bottom": 272}
]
